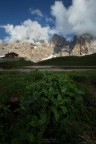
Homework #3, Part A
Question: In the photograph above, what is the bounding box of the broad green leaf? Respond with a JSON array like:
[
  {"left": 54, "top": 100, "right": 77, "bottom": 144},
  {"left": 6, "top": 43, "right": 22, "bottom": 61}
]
[
  {"left": 51, "top": 105, "right": 59, "bottom": 122},
  {"left": 29, "top": 116, "right": 38, "bottom": 127},
  {"left": 49, "top": 97, "right": 58, "bottom": 107},
  {"left": 60, "top": 106, "right": 67, "bottom": 114},
  {"left": 39, "top": 114, "right": 47, "bottom": 125},
  {"left": 57, "top": 94, "right": 62, "bottom": 102}
]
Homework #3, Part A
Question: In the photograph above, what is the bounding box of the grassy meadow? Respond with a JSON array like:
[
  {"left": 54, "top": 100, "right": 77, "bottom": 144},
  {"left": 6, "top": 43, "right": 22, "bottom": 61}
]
[
  {"left": 0, "top": 71, "right": 96, "bottom": 144},
  {"left": 0, "top": 59, "right": 34, "bottom": 69},
  {"left": 0, "top": 53, "right": 96, "bottom": 69},
  {"left": 38, "top": 53, "right": 96, "bottom": 66}
]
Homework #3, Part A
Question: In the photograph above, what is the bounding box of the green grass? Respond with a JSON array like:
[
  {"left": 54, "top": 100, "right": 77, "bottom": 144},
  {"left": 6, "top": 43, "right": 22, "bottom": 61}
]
[
  {"left": 0, "top": 71, "right": 96, "bottom": 144},
  {"left": 37, "top": 53, "right": 96, "bottom": 66},
  {"left": 0, "top": 53, "right": 96, "bottom": 69},
  {"left": 0, "top": 59, "right": 34, "bottom": 69}
]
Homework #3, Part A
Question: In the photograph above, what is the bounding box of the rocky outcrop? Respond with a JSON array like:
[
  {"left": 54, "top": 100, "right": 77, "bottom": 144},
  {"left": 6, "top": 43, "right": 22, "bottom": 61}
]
[
  {"left": 0, "top": 34, "right": 96, "bottom": 62},
  {"left": 0, "top": 41, "right": 54, "bottom": 62},
  {"left": 51, "top": 34, "right": 69, "bottom": 54},
  {"left": 70, "top": 34, "right": 96, "bottom": 56}
]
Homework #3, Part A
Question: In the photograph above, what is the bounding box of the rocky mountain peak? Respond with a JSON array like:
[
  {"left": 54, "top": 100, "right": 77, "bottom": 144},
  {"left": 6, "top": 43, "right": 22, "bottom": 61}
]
[
  {"left": 70, "top": 34, "right": 96, "bottom": 56},
  {"left": 72, "top": 34, "right": 94, "bottom": 44},
  {"left": 0, "top": 34, "right": 96, "bottom": 62},
  {"left": 51, "top": 34, "right": 69, "bottom": 46},
  {"left": 51, "top": 34, "right": 69, "bottom": 54}
]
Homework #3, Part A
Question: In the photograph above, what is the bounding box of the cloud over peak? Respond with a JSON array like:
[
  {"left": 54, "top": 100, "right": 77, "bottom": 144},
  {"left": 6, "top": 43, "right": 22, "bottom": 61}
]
[
  {"left": 0, "top": 19, "right": 55, "bottom": 43},
  {"left": 0, "top": 0, "right": 96, "bottom": 43},
  {"left": 51, "top": 0, "right": 96, "bottom": 37}
]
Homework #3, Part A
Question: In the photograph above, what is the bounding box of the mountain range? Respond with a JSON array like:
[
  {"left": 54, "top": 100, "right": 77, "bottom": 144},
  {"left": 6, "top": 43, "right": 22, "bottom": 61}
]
[{"left": 0, "top": 34, "right": 96, "bottom": 62}]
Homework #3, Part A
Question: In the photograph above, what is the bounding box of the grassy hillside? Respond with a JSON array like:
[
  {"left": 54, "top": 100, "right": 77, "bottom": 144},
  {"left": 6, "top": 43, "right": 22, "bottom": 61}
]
[
  {"left": 0, "top": 71, "right": 96, "bottom": 143},
  {"left": 37, "top": 53, "right": 96, "bottom": 66},
  {"left": 0, "top": 59, "right": 34, "bottom": 69}
]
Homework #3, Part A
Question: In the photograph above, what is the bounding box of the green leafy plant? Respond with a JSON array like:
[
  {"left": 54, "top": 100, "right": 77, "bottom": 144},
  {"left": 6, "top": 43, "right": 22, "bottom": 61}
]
[{"left": 0, "top": 71, "right": 96, "bottom": 144}]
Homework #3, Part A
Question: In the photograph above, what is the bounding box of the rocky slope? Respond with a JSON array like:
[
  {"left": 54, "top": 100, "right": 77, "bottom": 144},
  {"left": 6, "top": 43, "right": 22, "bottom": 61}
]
[
  {"left": 70, "top": 34, "right": 96, "bottom": 56},
  {"left": 0, "top": 34, "right": 96, "bottom": 62},
  {"left": 51, "top": 34, "right": 69, "bottom": 54},
  {"left": 0, "top": 42, "right": 54, "bottom": 62}
]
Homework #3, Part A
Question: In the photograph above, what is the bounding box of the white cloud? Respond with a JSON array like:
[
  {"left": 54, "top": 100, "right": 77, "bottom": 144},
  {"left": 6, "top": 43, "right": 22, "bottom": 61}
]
[
  {"left": 1, "top": 0, "right": 96, "bottom": 43},
  {"left": 29, "top": 8, "right": 44, "bottom": 17},
  {"left": 51, "top": 0, "right": 96, "bottom": 37},
  {"left": 51, "top": 1, "right": 71, "bottom": 34},
  {"left": 30, "top": 8, "right": 54, "bottom": 24},
  {"left": 0, "top": 19, "right": 55, "bottom": 43},
  {"left": 45, "top": 17, "right": 54, "bottom": 24}
]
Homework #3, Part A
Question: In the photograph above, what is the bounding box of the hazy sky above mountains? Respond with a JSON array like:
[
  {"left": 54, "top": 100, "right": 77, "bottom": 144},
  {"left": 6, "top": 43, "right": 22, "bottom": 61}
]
[{"left": 0, "top": 0, "right": 96, "bottom": 43}]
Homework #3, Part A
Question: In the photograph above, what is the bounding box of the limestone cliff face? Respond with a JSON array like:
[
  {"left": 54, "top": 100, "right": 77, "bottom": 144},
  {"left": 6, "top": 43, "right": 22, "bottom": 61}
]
[
  {"left": 0, "top": 41, "right": 54, "bottom": 62},
  {"left": 0, "top": 34, "right": 96, "bottom": 62},
  {"left": 0, "top": 43, "right": 9, "bottom": 56},
  {"left": 70, "top": 34, "right": 96, "bottom": 56},
  {"left": 51, "top": 34, "right": 69, "bottom": 54}
]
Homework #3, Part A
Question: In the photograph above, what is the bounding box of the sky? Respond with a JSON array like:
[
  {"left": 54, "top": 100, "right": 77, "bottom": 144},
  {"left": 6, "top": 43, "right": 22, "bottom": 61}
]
[{"left": 0, "top": 0, "right": 96, "bottom": 43}]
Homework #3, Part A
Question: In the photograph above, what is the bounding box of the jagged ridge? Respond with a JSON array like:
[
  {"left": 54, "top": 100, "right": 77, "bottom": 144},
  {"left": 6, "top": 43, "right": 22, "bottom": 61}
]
[{"left": 0, "top": 34, "right": 96, "bottom": 62}]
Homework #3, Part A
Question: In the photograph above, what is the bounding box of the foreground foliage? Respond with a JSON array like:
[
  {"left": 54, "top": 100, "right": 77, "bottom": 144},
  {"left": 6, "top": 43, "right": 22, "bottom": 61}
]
[{"left": 0, "top": 71, "right": 96, "bottom": 144}]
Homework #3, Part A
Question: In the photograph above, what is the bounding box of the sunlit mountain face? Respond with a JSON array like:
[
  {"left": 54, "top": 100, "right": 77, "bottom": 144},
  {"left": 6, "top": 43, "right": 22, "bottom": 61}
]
[{"left": 0, "top": 33, "right": 96, "bottom": 62}]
